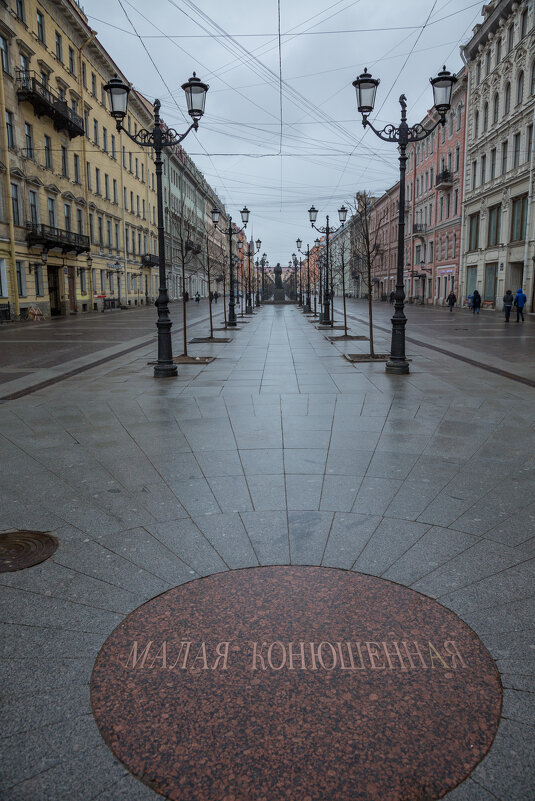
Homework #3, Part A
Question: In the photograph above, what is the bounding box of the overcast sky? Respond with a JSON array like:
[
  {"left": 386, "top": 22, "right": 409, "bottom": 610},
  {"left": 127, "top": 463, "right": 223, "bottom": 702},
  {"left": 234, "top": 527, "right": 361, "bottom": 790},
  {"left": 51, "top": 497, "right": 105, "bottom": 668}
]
[{"left": 86, "top": 0, "right": 482, "bottom": 266}]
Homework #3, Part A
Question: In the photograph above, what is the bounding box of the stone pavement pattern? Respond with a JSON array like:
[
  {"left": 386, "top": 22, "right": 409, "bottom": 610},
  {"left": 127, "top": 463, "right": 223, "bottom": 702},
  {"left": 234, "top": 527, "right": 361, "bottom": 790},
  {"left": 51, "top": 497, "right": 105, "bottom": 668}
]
[{"left": 1, "top": 304, "right": 534, "bottom": 800}]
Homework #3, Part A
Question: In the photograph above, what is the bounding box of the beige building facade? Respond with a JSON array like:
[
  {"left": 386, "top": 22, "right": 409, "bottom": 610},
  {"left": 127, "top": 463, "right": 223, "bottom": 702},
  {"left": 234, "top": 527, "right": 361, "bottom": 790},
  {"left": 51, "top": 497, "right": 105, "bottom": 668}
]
[{"left": 460, "top": 0, "right": 535, "bottom": 309}]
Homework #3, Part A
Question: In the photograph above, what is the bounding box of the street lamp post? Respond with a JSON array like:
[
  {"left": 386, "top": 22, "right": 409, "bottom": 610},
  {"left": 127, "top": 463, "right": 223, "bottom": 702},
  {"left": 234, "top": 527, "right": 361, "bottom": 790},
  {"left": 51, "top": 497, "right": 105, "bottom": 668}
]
[
  {"left": 104, "top": 72, "right": 208, "bottom": 377},
  {"left": 211, "top": 206, "right": 250, "bottom": 326},
  {"left": 296, "top": 239, "right": 311, "bottom": 313},
  {"left": 245, "top": 238, "right": 261, "bottom": 313},
  {"left": 254, "top": 238, "right": 262, "bottom": 306},
  {"left": 308, "top": 204, "right": 347, "bottom": 325},
  {"left": 259, "top": 252, "right": 268, "bottom": 301},
  {"left": 352, "top": 65, "right": 457, "bottom": 374}
]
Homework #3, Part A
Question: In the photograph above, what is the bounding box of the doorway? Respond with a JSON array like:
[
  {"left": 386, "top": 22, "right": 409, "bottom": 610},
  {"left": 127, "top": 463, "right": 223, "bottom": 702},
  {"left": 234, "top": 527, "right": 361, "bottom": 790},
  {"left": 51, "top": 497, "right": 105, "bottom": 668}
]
[
  {"left": 47, "top": 267, "right": 61, "bottom": 316},
  {"left": 68, "top": 267, "right": 76, "bottom": 313},
  {"left": 465, "top": 266, "right": 477, "bottom": 302},
  {"left": 509, "top": 262, "right": 524, "bottom": 292},
  {"left": 484, "top": 263, "right": 497, "bottom": 304}
]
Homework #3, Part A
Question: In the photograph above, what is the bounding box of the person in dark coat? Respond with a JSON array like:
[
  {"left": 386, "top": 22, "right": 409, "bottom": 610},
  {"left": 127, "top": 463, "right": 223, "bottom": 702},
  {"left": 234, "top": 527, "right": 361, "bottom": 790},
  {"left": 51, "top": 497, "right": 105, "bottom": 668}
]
[
  {"left": 446, "top": 291, "right": 457, "bottom": 312},
  {"left": 195, "top": 292, "right": 200, "bottom": 303},
  {"left": 514, "top": 287, "right": 527, "bottom": 322},
  {"left": 503, "top": 289, "right": 514, "bottom": 322},
  {"left": 389, "top": 290, "right": 395, "bottom": 304},
  {"left": 183, "top": 290, "right": 189, "bottom": 302},
  {"left": 471, "top": 289, "right": 481, "bottom": 314}
]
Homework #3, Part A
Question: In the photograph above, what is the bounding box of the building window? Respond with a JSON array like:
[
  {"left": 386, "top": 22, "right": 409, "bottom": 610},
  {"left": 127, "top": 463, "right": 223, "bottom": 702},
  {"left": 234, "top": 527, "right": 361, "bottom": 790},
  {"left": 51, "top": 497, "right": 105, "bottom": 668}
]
[
  {"left": 521, "top": 9, "right": 528, "bottom": 38},
  {"left": 80, "top": 268, "right": 87, "bottom": 293},
  {"left": 515, "top": 72, "right": 525, "bottom": 111},
  {"left": 91, "top": 72, "right": 96, "bottom": 95},
  {"left": 76, "top": 208, "right": 83, "bottom": 234},
  {"left": 112, "top": 178, "right": 117, "bottom": 204},
  {"left": 476, "top": 61, "right": 481, "bottom": 84},
  {"left": 16, "top": 261, "right": 26, "bottom": 296},
  {"left": 68, "top": 46, "right": 75, "bottom": 75},
  {"left": 0, "top": 36, "right": 9, "bottom": 73},
  {"left": 485, "top": 50, "right": 491, "bottom": 77},
  {"left": 104, "top": 173, "right": 109, "bottom": 199},
  {"left": 468, "top": 213, "right": 479, "bottom": 251},
  {"left": 47, "top": 197, "right": 56, "bottom": 227},
  {"left": 504, "top": 83, "right": 511, "bottom": 114},
  {"left": 496, "top": 37, "right": 501, "bottom": 65},
  {"left": 454, "top": 145, "right": 460, "bottom": 172},
  {"left": 490, "top": 147, "right": 496, "bottom": 179},
  {"left": 61, "top": 145, "right": 68, "bottom": 177},
  {"left": 481, "top": 154, "right": 486, "bottom": 184},
  {"left": 93, "top": 119, "right": 99, "bottom": 145},
  {"left": 35, "top": 265, "right": 44, "bottom": 295},
  {"left": 95, "top": 167, "right": 101, "bottom": 195},
  {"left": 454, "top": 189, "right": 458, "bottom": 216},
  {"left": 130, "top": 191, "right": 134, "bottom": 212},
  {"left": 24, "top": 122, "right": 33, "bottom": 159},
  {"left": 37, "top": 10, "right": 45, "bottom": 43},
  {"left": 531, "top": 62, "right": 535, "bottom": 96},
  {"left": 129, "top": 152, "right": 132, "bottom": 172},
  {"left": 87, "top": 162, "right": 91, "bottom": 190},
  {"left": 501, "top": 140, "right": 508, "bottom": 174},
  {"left": 89, "top": 212, "right": 94, "bottom": 243},
  {"left": 5, "top": 110, "right": 14, "bottom": 147},
  {"left": 10, "top": 183, "right": 20, "bottom": 226},
  {"left": 513, "top": 132, "right": 521, "bottom": 167},
  {"left": 483, "top": 102, "right": 488, "bottom": 131},
  {"left": 74, "top": 153, "right": 80, "bottom": 183},
  {"left": 111, "top": 135, "right": 116, "bottom": 159},
  {"left": 474, "top": 110, "right": 479, "bottom": 138},
  {"left": 487, "top": 205, "right": 501, "bottom": 246},
  {"left": 507, "top": 25, "right": 514, "bottom": 53},
  {"left": 528, "top": 125, "right": 533, "bottom": 163},
  {"left": 16, "top": 0, "right": 25, "bottom": 23},
  {"left": 98, "top": 216, "right": 103, "bottom": 246},
  {"left": 55, "top": 31, "right": 62, "bottom": 62},
  {"left": 510, "top": 195, "right": 528, "bottom": 241},
  {"left": 122, "top": 146, "right": 126, "bottom": 168},
  {"left": 64, "top": 203, "right": 71, "bottom": 231},
  {"left": 107, "top": 220, "right": 112, "bottom": 250},
  {"left": 115, "top": 223, "right": 120, "bottom": 251},
  {"left": 493, "top": 93, "right": 499, "bottom": 123},
  {"left": 471, "top": 160, "right": 477, "bottom": 189},
  {"left": 100, "top": 270, "right": 105, "bottom": 292},
  {"left": 84, "top": 110, "right": 89, "bottom": 136},
  {"left": 29, "top": 190, "right": 38, "bottom": 224}
]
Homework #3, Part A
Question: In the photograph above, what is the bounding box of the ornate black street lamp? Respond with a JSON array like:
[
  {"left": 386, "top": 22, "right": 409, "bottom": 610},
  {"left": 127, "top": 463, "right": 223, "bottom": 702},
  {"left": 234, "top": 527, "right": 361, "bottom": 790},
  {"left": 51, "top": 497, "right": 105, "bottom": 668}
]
[
  {"left": 104, "top": 72, "right": 208, "bottom": 377},
  {"left": 245, "top": 237, "right": 261, "bottom": 313},
  {"left": 258, "top": 252, "right": 268, "bottom": 301},
  {"left": 296, "top": 239, "right": 311, "bottom": 313},
  {"left": 308, "top": 204, "right": 347, "bottom": 325},
  {"left": 291, "top": 253, "right": 301, "bottom": 305},
  {"left": 211, "top": 206, "right": 250, "bottom": 326},
  {"left": 254, "top": 238, "right": 262, "bottom": 306},
  {"left": 352, "top": 65, "right": 457, "bottom": 374}
]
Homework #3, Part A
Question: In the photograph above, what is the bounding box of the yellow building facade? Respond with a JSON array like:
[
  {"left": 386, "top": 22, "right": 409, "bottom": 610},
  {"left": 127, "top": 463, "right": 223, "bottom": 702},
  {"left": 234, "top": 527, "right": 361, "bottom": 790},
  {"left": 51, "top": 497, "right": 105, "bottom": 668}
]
[{"left": 0, "top": 0, "right": 160, "bottom": 319}]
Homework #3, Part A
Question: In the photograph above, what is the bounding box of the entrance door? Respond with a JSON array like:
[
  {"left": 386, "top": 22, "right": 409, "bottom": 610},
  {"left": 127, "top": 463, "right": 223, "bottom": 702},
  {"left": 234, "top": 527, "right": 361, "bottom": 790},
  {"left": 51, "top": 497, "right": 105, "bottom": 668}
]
[
  {"left": 465, "top": 266, "right": 477, "bottom": 302},
  {"left": 68, "top": 267, "right": 76, "bottom": 313},
  {"left": 509, "top": 262, "right": 524, "bottom": 292},
  {"left": 47, "top": 267, "right": 61, "bottom": 316},
  {"left": 484, "top": 263, "right": 497, "bottom": 304}
]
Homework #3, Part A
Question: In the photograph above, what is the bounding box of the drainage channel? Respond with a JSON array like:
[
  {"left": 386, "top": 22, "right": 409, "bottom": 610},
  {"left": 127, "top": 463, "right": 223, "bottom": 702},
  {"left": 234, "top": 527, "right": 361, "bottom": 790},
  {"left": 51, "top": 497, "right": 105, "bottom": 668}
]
[
  {"left": 0, "top": 310, "right": 224, "bottom": 401},
  {"left": 333, "top": 305, "right": 535, "bottom": 390}
]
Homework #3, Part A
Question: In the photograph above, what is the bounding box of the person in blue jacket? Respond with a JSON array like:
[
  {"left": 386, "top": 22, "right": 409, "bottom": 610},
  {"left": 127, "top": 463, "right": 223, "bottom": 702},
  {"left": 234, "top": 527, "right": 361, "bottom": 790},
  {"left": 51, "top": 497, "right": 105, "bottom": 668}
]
[{"left": 514, "top": 287, "right": 527, "bottom": 322}]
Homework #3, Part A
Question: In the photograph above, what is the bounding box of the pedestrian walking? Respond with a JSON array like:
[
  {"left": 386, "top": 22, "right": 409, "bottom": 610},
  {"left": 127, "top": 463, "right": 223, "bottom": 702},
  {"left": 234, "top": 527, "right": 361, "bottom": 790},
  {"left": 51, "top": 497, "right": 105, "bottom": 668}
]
[
  {"left": 503, "top": 289, "right": 514, "bottom": 322},
  {"left": 446, "top": 291, "right": 457, "bottom": 312},
  {"left": 389, "top": 290, "right": 395, "bottom": 304},
  {"left": 513, "top": 288, "right": 527, "bottom": 322},
  {"left": 471, "top": 289, "right": 481, "bottom": 314},
  {"left": 183, "top": 290, "right": 189, "bottom": 302},
  {"left": 209, "top": 291, "right": 213, "bottom": 304},
  {"left": 214, "top": 291, "right": 218, "bottom": 303},
  {"left": 195, "top": 292, "right": 200, "bottom": 303}
]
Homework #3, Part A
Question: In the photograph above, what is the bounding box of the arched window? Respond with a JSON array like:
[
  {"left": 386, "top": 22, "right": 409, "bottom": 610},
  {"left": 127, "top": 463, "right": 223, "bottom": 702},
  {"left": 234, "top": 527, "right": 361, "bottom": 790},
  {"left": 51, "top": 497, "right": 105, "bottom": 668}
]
[
  {"left": 504, "top": 82, "right": 511, "bottom": 114},
  {"left": 448, "top": 112, "right": 454, "bottom": 136},
  {"left": 456, "top": 103, "right": 462, "bottom": 130},
  {"left": 493, "top": 93, "right": 499, "bottom": 123},
  {"left": 483, "top": 102, "right": 488, "bottom": 131},
  {"left": 531, "top": 62, "right": 535, "bottom": 95},
  {"left": 474, "top": 109, "right": 479, "bottom": 137},
  {"left": 516, "top": 71, "right": 524, "bottom": 105}
]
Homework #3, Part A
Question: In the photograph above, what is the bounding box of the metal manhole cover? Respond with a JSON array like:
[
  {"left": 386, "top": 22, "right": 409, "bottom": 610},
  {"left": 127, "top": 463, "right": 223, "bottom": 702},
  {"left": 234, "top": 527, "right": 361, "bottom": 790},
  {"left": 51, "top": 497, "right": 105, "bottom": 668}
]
[
  {"left": 0, "top": 529, "right": 59, "bottom": 572},
  {"left": 91, "top": 566, "right": 501, "bottom": 801}
]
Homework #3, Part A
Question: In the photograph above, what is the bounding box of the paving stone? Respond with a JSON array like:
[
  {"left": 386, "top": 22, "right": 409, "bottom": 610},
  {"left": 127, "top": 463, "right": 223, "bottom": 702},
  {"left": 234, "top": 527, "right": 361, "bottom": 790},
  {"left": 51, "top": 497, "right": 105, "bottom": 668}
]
[
  {"left": 472, "top": 718, "right": 535, "bottom": 801},
  {"left": 288, "top": 510, "right": 333, "bottom": 564},
  {"left": 319, "top": 474, "right": 362, "bottom": 511},
  {"left": 351, "top": 476, "right": 403, "bottom": 515},
  {"left": 246, "top": 473, "right": 286, "bottom": 511},
  {"left": 164, "top": 477, "right": 221, "bottom": 516},
  {"left": 383, "top": 526, "right": 479, "bottom": 586},
  {"left": 325, "top": 448, "right": 373, "bottom": 476},
  {"left": 95, "top": 527, "right": 194, "bottom": 585},
  {"left": 352, "top": 518, "right": 431, "bottom": 576},
  {"left": 321, "top": 512, "right": 381, "bottom": 569},
  {"left": 285, "top": 474, "right": 323, "bottom": 510},
  {"left": 144, "top": 518, "right": 227, "bottom": 576},
  {"left": 193, "top": 513, "right": 258, "bottom": 568}
]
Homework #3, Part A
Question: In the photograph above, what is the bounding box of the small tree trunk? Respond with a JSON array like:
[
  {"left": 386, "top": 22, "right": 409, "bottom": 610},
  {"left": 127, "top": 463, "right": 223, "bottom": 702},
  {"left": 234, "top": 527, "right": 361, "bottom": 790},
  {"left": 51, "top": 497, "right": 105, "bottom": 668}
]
[
  {"left": 182, "top": 258, "right": 188, "bottom": 357},
  {"left": 206, "top": 248, "right": 213, "bottom": 339},
  {"left": 223, "top": 272, "right": 227, "bottom": 327},
  {"left": 341, "top": 260, "right": 348, "bottom": 335},
  {"left": 367, "top": 265, "right": 375, "bottom": 358}
]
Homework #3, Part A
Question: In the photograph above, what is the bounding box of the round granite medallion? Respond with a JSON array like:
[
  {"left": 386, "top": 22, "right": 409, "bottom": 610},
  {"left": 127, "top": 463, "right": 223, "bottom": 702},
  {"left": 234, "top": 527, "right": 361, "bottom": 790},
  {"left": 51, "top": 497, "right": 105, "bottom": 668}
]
[{"left": 91, "top": 567, "right": 501, "bottom": 801}]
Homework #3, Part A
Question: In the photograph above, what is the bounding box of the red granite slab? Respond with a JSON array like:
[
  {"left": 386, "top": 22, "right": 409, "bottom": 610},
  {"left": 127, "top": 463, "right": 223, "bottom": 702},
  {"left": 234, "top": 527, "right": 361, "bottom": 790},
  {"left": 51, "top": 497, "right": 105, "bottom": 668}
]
[{"left": 91, "top": 566, "right": 502, "bottom": 801}]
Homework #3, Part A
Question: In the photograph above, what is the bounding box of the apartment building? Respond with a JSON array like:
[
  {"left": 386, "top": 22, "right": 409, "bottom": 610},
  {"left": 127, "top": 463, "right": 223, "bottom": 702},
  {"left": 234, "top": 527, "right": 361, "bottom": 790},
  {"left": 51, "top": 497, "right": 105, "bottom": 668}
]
[{"left": 460, "top": 0, "right": 535, "bottom": 309}]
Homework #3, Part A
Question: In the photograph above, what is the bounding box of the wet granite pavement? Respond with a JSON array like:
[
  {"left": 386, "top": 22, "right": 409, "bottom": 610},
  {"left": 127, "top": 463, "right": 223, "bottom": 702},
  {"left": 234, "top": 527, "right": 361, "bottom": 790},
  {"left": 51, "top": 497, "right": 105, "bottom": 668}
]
[{"left": 1, "top": 303, "right": 534, "bottom": 801}]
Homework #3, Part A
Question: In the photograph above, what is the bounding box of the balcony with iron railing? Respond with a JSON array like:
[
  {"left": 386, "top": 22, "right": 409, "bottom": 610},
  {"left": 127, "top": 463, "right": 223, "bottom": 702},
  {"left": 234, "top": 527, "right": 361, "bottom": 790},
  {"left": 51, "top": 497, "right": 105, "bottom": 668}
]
[
  {"left": 142, "top": 253, "right": 159, "bottom": 267},
  {"left": 17, "top": 72, "right": 84, "bottom": 139},
  {"left": 435, "top": 170, "right": 453, "bottom": 189},
  {"left": 412, "top": 223, "right": 427, "bottom": 234},
  {"left": 26, "top": 222, "right": 90, "bottom": 254}
]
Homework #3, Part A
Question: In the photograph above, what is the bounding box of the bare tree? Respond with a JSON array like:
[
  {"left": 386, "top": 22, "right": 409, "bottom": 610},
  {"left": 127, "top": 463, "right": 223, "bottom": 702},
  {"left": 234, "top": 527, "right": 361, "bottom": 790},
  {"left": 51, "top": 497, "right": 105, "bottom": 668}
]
[
  {"left": 169, "top": 200, "right": 203, "bottom": 358},
  {"left": 347, "top": 191, "right": 387, "bottom": 357},
  {"left": 331, "top": 235, "right": 350, "bottom": 336}
]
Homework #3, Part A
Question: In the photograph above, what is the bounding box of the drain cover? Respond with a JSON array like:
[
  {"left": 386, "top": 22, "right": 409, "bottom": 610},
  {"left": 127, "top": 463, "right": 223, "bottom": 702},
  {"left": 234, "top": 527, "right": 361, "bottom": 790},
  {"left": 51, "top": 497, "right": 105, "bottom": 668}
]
[{"left": 0, "top": 530, "right": 58, "bottom": 573}]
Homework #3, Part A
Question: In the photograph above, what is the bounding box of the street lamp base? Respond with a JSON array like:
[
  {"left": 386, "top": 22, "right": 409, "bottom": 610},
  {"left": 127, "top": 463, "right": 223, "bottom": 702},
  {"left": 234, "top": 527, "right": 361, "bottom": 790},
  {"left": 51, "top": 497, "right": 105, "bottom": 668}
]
[
  {"left": 154, "top": 363, "right": 178, "bottom": 378},
  {"left": 385, "top": 359, "right": 410, "bottom": 375}
]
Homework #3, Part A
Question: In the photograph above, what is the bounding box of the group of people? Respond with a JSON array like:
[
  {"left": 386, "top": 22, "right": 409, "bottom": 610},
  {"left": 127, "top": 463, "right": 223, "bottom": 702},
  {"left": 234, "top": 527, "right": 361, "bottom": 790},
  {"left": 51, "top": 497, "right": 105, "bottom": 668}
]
[
  {"left": 182, "top": 291, "right": 220, "bottom": 303},
  {"left": 458, "top": 288, "right": 527, "bottom": 321}
]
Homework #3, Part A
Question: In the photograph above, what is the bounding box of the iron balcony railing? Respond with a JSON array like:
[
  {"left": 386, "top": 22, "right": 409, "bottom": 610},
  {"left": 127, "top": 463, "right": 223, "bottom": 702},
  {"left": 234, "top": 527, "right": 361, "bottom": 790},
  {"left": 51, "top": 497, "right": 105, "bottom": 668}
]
[
  {"left": 435, "top": 169, "right": 453, "bottom": 188},
  {"left": 26, "top": 222, "right": 90, "bottom": 253},
  {"left": 412, "top": 223, "right": 427, "bottom": 234},
  {"left": 17, "top": 72, "right": 84, "bottom": 138}
]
